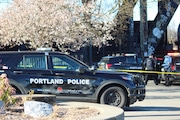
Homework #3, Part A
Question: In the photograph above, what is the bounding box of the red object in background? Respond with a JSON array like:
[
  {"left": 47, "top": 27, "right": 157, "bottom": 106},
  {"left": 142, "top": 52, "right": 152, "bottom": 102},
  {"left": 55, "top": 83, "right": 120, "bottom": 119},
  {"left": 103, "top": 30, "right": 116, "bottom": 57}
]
[
  {"left": 171, "top": 65, "right": 175, "bottom": 71},
  {"left": 106, "top": 64, "right": 112, "bottom": 69},
  {"left": 57, "top": 87, "right": 62, "bottom": 92},
  {"left": 157, "top": 57, "right": 163, "bottom": 60}
]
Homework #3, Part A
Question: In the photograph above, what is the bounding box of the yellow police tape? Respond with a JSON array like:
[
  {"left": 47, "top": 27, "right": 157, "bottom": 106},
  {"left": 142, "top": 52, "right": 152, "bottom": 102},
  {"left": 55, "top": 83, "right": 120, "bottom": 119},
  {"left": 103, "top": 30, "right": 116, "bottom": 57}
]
[
  {"left": 99, "top": 69, "right": 180, "bottom": 75},
  {"left": 116, "top": 69, "right": 180, "bottom": 75}
]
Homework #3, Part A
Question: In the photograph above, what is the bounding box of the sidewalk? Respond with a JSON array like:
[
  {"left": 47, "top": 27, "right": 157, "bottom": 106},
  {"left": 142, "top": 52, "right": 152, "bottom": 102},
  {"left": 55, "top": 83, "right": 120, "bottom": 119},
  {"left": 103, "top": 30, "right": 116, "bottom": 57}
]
[{"left": 58, "top": 101, "right": 124, "bottom": 120}]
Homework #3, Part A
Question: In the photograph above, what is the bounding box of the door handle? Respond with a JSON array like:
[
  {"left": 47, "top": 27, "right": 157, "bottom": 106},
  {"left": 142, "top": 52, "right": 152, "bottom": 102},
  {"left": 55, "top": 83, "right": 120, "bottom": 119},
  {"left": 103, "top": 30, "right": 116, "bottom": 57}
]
[
  {"left": 55, "top": 73, "right": 65, "bottom": 76},
  {"left": 13, "top": 71, "right": 23, "bottom": 74}
]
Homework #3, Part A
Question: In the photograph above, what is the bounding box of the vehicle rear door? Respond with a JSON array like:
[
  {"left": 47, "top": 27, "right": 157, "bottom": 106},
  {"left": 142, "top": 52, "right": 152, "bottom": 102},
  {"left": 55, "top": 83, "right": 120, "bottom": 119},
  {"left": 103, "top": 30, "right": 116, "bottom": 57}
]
[
  {"left": 174, "top": 57, "right": 180, "bottom": 78},
  {"left": 11, "top": 53, "right": 53, "bottom": 94}
]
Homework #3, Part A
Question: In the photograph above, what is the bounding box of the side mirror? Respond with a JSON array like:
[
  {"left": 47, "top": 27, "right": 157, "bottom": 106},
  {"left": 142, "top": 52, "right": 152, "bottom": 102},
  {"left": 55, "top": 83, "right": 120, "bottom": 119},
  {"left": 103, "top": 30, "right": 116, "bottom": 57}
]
[
  {"left": 90, "top": 65, "right": 97, "bottom": 71},
  {"left": 77, "top": 66, "right": 86, "bottom": 74}
]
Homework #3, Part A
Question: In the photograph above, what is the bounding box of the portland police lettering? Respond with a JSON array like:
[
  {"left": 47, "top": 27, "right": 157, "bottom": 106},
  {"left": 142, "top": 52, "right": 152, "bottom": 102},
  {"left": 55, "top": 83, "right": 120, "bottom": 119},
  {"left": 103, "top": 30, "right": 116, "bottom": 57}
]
[
  {"left": 30, "top": 78, "right": 64, "bottom": 84},
  {"left": 67, "top": 79, "right": 89, "bottom": 85},
  {"left": 30, "top": 78, "right": 90, "bottom": 85}
]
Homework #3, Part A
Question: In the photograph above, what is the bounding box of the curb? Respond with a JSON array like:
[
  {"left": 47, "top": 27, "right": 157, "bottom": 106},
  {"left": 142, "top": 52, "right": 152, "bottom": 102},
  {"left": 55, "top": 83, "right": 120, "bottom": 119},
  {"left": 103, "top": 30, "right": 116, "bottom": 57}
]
[{"left": 58, "top": 102, "right": 124, "bottom": 120}]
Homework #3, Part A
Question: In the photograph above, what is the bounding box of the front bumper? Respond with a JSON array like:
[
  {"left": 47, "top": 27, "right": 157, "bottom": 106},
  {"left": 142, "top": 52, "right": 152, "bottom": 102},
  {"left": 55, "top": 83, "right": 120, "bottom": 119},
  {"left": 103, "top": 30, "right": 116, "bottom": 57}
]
[{"left": 128, "top": 85, "right": 146, "bottom": 105}]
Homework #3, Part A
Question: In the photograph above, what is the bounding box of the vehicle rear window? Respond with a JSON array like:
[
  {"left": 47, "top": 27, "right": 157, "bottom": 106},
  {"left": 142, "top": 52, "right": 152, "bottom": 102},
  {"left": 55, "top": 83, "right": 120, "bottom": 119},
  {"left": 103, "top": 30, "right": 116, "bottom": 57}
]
[
  {"left": 100, "top": 58, "right": 110, "bottom": 63},
  {"left": 110, "top": 57, "right": 125, "bottom": 63}
]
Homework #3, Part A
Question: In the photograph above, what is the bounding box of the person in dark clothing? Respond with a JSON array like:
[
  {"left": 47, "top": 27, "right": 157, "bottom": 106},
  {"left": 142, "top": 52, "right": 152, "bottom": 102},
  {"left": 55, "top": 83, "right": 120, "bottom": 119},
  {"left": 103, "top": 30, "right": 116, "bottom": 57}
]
[
  {"left": 143, "top": 54, "right": 158, "bottom": 85},
  {"left": 153, "top": 56, "right": 161, "bottom": 84}
]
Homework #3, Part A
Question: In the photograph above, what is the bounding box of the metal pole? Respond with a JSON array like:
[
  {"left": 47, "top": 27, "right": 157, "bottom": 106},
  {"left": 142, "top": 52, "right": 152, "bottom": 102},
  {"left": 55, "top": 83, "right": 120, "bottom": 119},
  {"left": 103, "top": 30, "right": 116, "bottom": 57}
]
[
  {"left": 140, "top": 0, "right": 148, "bottom": 59},
  {"left": 89, "top": 38, "right": 92, "bottom": 66},
  {"left": 129, "top": 17, "right": 134, "bottom": 53}
]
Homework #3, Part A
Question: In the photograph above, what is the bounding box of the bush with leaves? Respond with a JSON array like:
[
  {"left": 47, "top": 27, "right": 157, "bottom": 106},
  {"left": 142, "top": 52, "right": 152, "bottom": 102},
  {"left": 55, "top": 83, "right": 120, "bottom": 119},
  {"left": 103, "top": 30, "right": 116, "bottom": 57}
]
[{"left": 0, "top": 73, "right": 17, "bottom": 107}]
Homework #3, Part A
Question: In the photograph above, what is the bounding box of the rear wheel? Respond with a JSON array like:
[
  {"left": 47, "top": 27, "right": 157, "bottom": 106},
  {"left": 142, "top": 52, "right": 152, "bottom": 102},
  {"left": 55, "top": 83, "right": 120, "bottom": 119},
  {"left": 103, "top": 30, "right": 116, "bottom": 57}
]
[
  {"left": 9, "top": 80, "right": 26, "bottom": 94},
  {"left": 100, "top": 86, "right": 127, "bottom": 108},
  {"left": 11, "top": 85, "right": 22, "bottom": 94},
  {"left": 165, "top": 75, "right": 172, "bottom": 86}
]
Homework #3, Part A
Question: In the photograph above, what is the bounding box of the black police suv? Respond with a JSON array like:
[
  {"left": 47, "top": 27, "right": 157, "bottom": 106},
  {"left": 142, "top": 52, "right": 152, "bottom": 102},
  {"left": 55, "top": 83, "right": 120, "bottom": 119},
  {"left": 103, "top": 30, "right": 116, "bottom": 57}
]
[
  {"left": 97, "top": 54, "right": 142, "bottom": 70},
  {"left": 159, "top": 52, "right": 180, "bottom": 85},
  {"left": 0, "top": 50, "right": 145, "bottom": 108},
  {"left": 171, "top": 55, "right": 180, "bottom": 83},
  {"left": 97, "top": 54, "right": 144, "bottom": 80}
]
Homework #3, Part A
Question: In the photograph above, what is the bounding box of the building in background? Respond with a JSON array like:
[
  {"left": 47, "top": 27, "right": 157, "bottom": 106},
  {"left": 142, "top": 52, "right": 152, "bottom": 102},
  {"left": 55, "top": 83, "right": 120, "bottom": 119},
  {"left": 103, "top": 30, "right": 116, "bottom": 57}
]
[{"left": 167, "top": 4, "right": 180, "bottom": 50}]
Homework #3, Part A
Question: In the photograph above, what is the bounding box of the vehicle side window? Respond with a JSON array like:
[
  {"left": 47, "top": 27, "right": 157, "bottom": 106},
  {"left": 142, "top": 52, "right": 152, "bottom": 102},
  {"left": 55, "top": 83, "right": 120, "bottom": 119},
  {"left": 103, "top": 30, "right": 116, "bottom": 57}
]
[
  {"left": 111, "top": 57, "right": 125, "bottom": 63},
  {"left": 126, "top": 57, "right": 136, "bottom": 64},
  {"left": 118, "top": 57, "right": 125, "bottom": 63},
  {"left": 16, "top": 55, "right": 46, "bottom": 70},
  {"left": 100, "top": 58, "right": 109, "bottom": 63},
  {"left": 137, "top": 57, "right": 142, "bottom": 64},
  {"left": 175, "top": 58, "right": 180, "bottom": 66},
  {"left": 0, "top": 56, "right": 12, "bottom": 67},
  {"left": 51, "top": 55, "right": 79, "bottom": 70}
]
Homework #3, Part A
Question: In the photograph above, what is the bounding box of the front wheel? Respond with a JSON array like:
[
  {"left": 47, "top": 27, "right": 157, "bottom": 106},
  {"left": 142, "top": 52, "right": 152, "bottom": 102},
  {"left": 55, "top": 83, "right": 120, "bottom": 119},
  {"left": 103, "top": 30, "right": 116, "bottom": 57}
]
[{"left": 100, "top": 86, "right": 127, "bottom": 108}]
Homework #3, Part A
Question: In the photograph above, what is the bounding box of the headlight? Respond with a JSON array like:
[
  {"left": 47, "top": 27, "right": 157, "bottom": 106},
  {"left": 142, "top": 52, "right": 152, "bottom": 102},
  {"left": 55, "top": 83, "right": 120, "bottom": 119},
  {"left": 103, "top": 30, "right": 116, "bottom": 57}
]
[{"left": 120, "top": 74, "right": 133, "bottom": 81}]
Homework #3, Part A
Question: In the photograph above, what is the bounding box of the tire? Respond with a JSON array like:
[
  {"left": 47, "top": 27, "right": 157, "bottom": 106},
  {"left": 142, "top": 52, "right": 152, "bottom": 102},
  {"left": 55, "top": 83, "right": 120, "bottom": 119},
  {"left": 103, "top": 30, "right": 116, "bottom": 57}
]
[
  {"left": 100, "top": 86, "right": 127, "bottom": 108},
  {"left": 157, "top": 74, "right": 161, "bottom": 84},
  {"left": 9, "top": 79, "right": 26, "bottom": 94},
  {"left": 165, "top": 75, "right": 172, "bottom": 86},
  {"left": 11, "top": 85, "right": 22, "bottom": 94}
]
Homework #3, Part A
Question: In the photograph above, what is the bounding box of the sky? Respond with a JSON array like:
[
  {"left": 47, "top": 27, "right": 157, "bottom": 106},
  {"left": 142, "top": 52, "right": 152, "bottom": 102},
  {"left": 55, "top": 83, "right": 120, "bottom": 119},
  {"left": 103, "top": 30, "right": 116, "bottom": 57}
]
[
  {"left": 0, "top": 0, "right": 12, "bottom": 10},
  {"left": 133, "top": 0, "right": 158, "bottom": 21}
]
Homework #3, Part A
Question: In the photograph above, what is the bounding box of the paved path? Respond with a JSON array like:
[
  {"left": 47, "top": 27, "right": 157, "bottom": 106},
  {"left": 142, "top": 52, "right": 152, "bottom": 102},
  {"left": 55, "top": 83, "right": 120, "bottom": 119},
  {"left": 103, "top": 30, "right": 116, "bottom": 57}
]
[{"left": 124, "top": 80, "right": 180, "bottom": 120}]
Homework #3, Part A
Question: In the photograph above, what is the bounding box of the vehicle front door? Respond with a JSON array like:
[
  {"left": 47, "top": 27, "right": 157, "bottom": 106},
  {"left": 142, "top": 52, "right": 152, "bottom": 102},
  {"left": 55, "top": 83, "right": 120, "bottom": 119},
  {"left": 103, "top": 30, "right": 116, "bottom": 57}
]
[{"left": 49, "top": 54, "right": 97, "bottom": 97}]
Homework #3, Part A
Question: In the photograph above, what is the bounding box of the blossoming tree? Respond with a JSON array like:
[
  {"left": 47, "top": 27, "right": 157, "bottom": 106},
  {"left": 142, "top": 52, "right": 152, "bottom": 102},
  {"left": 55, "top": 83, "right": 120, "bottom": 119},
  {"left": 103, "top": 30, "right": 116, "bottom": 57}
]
[{"left": 0, "top": 0, "right": 115, "bottom": 52}]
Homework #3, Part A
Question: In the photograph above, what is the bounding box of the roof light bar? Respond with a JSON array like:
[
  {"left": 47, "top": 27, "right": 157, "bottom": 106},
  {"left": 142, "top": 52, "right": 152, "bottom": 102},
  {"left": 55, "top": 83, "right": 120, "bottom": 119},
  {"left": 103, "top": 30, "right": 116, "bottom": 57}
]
[
  {"left": 36, "top": 48, "right": 52, "bottom": 51},
  {"left": 167, "top": 52, "right": 180, "bottom": 57}
]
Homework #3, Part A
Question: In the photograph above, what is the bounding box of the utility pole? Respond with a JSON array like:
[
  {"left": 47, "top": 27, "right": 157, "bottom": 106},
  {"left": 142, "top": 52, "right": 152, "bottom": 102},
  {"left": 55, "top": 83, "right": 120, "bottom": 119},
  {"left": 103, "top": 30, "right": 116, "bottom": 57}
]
[
  {"left": 140, "top": 0, "right": 148, "bottom": 59},
  {"left": 89, "top": 37, "right": 92, "bottom": 66}
]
